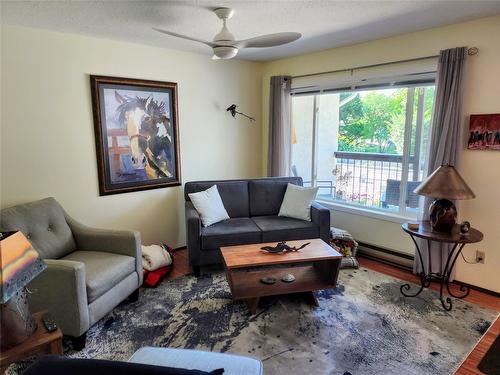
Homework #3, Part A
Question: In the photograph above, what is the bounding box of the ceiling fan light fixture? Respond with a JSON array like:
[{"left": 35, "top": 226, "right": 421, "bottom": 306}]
[
  {"left": 213, "top": 46, "right": 238, "bottom": 59},
  {"left": 154, "top": 7, "right": 301, "bottom": 60},
  {"left": 213, "top": 26, "right": 235, "bottom": 43}
]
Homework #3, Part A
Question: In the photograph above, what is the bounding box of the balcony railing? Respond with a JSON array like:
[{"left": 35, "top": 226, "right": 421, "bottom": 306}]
[{"left": 304, "top": 151, "right": 422, "bottom": 211}]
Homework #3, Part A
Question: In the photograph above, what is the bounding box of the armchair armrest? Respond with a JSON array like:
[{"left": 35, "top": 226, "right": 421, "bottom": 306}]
[
  {"left": 185, "top": 201, "right": 201, "bottom": 266},
  {"left": 28, "top": 259, "right": 89, "bottom": 337},
  {"left": 311, "top": 201, "right": 331, "bottom": 243},
  {"left": 64, "top": 212, "right": 142, "bottom": 276},
  {"left": 65, "top": 214, "right": 140, "bottom": 256},
  {"left": 64, "top": 212, "right": 142, "bottom": 286}
]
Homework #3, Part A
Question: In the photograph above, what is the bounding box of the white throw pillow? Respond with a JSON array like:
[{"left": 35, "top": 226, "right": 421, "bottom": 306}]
[
  {"left": 278, "top": 183, "right": 319, "bottom": 221},
  {"left": 188, "top": 185, "right": 230, "bottom": 227}
]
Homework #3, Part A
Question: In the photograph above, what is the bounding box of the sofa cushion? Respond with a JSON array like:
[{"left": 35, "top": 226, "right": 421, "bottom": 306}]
[
  {"left": 249, "top": 178, "right": 302, "bottom": 216},
  {"left": 201, "top": 218, "right": 261, "bottom": 250},
  {"left": 0, "top": 197, "right": 76, "bottom": 259},
  {"left": 62, "top": 251, "right": 135, "bottom": 303},
  {"left": 185, "top": 181, "right": 249, "bottom": 218},
  {"left": 251, "top": 216, "right": 319, "bottom": 242}
]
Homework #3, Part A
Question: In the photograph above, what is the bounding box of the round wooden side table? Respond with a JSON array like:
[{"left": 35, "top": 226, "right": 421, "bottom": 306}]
[{"left": 401, "top": 221, "right": 483, "bottom": 311}]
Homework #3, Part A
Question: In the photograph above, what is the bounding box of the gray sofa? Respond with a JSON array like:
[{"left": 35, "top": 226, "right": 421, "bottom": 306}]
[
  {"left": 0, "top": 197, "right": 142, "bottom": 349},
  {"left": 185, "top": 177, "right": 330, "bottom": 276}
]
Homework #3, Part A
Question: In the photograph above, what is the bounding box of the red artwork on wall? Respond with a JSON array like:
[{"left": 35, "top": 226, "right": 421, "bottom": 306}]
[{"left": 467, "top": 114, "right": 500, "bottom": 150}]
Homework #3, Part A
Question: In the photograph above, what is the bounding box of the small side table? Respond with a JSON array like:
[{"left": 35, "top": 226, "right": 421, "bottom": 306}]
[
  {"left": 401, "top": 221, "right": 483, "bottom": 311},
  {"left": 0, "top": 312, "right": 63, "bottom": 373}
]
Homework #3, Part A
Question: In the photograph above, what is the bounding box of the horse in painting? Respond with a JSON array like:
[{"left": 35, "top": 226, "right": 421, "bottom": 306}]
[
  {"left": 114, "top": 91, "right": 173, "bottom": 180},
  {"left": 140, "top": 98, "right": 174, "bottom": 175}
]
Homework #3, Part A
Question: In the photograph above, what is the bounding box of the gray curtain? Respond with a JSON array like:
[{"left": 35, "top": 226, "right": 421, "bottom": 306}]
[
  {"left": 268, "top": 76, "right": 292, "bottom": 176},
  {"left": 414, "top": 47, "right": 468, "bottom": 278}
]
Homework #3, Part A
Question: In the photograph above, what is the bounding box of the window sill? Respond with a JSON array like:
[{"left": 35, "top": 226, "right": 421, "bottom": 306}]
[{"left": 316, "top": 199, "right": 416, "bottom": 224}]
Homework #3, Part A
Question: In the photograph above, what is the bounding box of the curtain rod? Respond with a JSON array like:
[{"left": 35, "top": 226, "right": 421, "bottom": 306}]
[{"left": 291, "top": 47, "right": 478, "bottom": 80}]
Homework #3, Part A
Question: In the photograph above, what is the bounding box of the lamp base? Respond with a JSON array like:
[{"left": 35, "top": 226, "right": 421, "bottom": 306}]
[
  {"left": 0, "top": 289, "right": 37, "bottom": 350},
  {"left": 429, "top": 198, "right": 457, "bottom": 232}
]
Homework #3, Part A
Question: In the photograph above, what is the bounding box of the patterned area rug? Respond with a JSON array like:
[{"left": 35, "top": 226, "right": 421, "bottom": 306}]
[{"left": 10, "top": 268, "right": 498, "bottom": 375}]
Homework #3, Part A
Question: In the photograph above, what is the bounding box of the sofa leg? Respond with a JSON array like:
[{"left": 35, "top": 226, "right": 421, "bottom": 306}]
[
  {"left": 192, "top": 266, "right": 201, "bottom": 277},
  {"left": 71, "top": 332, "right": 87, "bottom": 351},
  {"left": 129, "top": 288, "right": 140, "bottom": 302}
]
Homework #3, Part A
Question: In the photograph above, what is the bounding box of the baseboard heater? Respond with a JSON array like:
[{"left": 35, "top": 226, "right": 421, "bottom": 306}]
[{"left": 357, "top": 241, "right": 414, "bottom": 271}]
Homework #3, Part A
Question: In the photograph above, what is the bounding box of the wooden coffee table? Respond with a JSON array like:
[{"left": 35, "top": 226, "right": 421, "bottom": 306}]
[{"left": 221, "top": 238, "right": 342, "bottom": 314}]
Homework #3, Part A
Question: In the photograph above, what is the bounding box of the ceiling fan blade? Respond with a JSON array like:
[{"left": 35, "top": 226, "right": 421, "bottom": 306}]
[
  {"left": 153, "top": 28, "right": 216, "bottom": 48},
  {"left": 236, "top": 32, "right": 301, "bottom": 48}
]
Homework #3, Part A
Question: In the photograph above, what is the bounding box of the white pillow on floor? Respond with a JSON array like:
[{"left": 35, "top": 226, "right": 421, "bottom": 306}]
[
  {"left": 278, "top": 183, "right": 318, "bottom": 221},
  {"left": 188, "top": 185, "right": 229, "bottom": 227}
]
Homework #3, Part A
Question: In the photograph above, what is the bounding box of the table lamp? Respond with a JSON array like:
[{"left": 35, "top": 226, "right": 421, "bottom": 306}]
[
  {"left": 0, "top": 231, "right": 46, "bottom": 349},
  {"left": 414, "top": 165, "right": 475, "bottom": 232}
]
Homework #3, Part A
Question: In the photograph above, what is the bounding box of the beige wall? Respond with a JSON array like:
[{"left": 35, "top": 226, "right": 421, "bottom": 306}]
[
  {"left": 0, "top": 25, "right": 263, "bottom": 247},
  {"left": 261, "top": 15, "right": 500, "bottom": 292}
]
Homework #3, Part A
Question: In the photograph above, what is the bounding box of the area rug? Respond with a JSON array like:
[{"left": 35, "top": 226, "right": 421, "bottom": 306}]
[{"left": 10, "top": 268, "right": 498, "bottom": 375}]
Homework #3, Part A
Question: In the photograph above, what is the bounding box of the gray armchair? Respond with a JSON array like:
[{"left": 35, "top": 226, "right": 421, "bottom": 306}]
[{"left": 0, "top": 197, "right": 142, "bottom": 349}]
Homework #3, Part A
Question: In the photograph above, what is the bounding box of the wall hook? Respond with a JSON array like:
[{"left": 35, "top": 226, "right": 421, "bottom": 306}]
[{"left": 227, "top": 104, "right": 255, "bottom": 122}]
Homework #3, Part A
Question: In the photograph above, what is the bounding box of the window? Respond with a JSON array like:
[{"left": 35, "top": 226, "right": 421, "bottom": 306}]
[{"left": 291, "top": 84, "right": 435, "bottom": 218}]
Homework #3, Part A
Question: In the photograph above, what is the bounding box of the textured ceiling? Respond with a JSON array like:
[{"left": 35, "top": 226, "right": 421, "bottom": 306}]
[{"left": 2, "top": 1, "right": 500, "bottom": 61}]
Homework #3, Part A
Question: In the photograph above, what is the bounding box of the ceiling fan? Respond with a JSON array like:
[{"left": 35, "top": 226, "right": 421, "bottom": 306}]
[{"left": 153, "top": 7, "right": 301, "bottom": 60}]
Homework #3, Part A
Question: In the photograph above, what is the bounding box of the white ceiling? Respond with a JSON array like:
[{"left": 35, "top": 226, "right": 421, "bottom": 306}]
[{"left": 2, "top": 1, "right": 500, "bottom": 61}]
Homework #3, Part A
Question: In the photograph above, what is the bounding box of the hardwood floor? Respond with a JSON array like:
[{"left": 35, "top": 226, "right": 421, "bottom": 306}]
[
  {"left": 168, "top": 248, "right": 499, "bottom": 374},
  {"left": 165, "top": 248, "right": 192, "bottom": 281}
]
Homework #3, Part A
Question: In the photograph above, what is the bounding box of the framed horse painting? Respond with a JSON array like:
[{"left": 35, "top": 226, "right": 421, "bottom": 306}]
[{"left": 90, "top": 75, "right": 181, "bottom": 195}]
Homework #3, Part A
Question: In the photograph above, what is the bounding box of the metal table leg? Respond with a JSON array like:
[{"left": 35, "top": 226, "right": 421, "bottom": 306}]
[
  {"left": 439, "top": 243, "right": 470, "bottom": 310},
  {"left": 424, "top": 239, "right": 432, "bottom": 287},
  {"left": 400, "top": 238, "right": 470, "bottom": 311},
  {"left": 439, "top": 243, "right": 459, "bottom": 310},
  {"left": 400, "top": 234, "right": 428, "bottom": 297}
]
